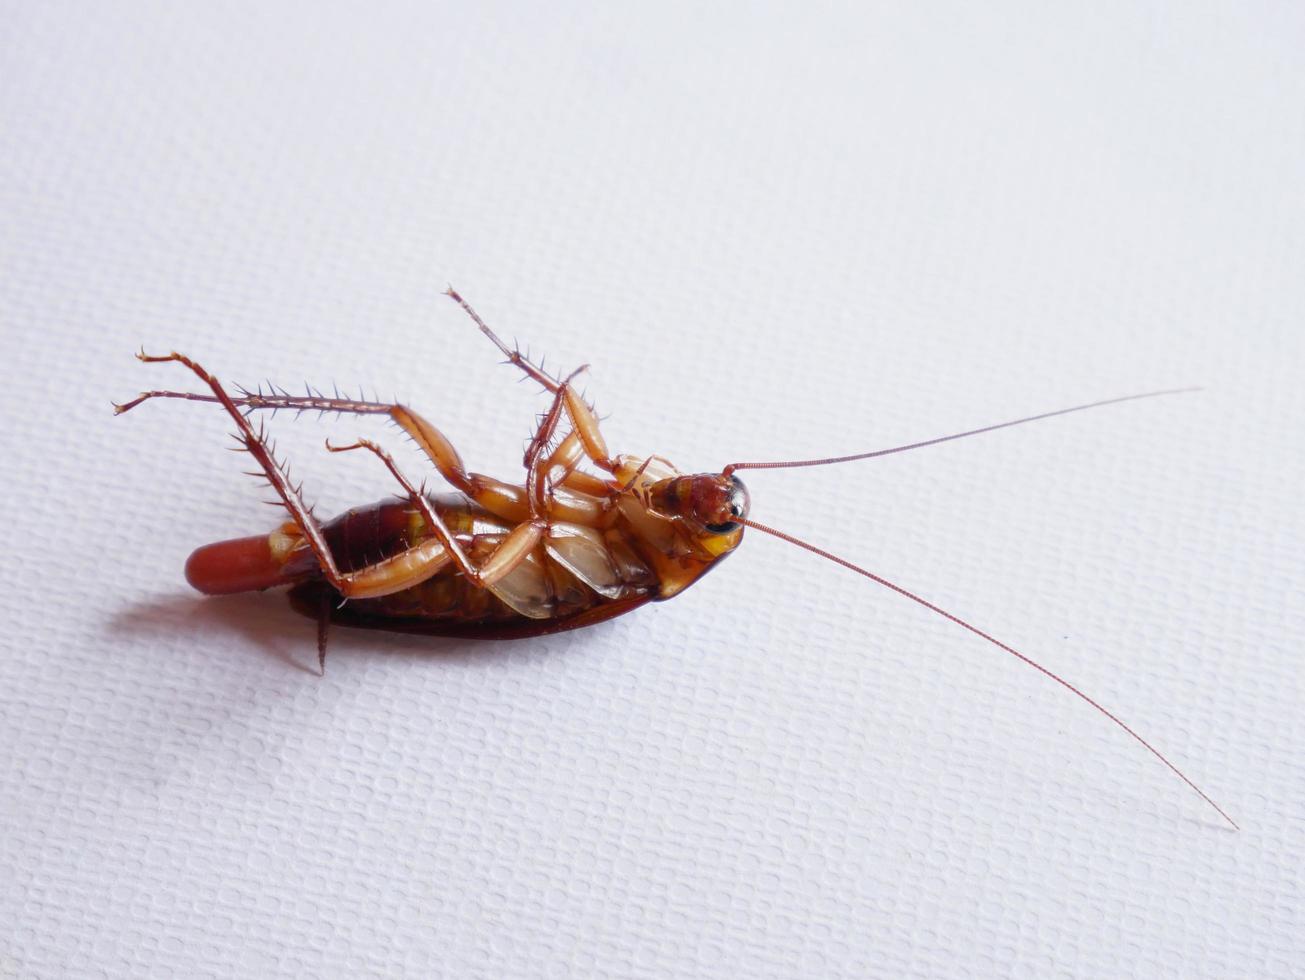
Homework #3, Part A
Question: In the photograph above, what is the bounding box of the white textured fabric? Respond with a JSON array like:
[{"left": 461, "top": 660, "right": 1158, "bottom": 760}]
[{"left": 2, "top": 3, "right": 1302, "bottom": 978}]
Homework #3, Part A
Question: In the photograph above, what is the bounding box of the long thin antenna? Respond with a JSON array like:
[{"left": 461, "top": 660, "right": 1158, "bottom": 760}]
[
  {"left": 736, "top": 515, "right": 1237, "bottom": 829},
  {"left": 724, "top": 388, "right": 1200, "bottom": 475}
]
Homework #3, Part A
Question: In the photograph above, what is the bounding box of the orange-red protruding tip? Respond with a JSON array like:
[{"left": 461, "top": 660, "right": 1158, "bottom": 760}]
[{"left": 185, "top": 534, "right": 289, "bottom": 595}]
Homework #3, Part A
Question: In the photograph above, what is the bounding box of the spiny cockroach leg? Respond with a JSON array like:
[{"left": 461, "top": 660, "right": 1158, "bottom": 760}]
[
  {"left": 523, "top": 381, "right": 572, "bottom": 517},
  {"left": 113, "top": 388, "right": 392, "bottom": 418},
  {"left": 128, "top": 353, "right": 457, "bottom": 603},
  {"left": 443, "top": 288, "right": 613, "bottom": 469},
  {"left": 130, "top": 352, "right": 350, "bottom": 589},
  {"left": 443, "top": 287, "right": 610, "bottom": 467},
  {"left": 444, "top": 286, "right": 560, "bottom": 392},
  {"left": 116, "top": 386, "right": 616, "bottom": 513},
  {"left": 325, "top": 437, "right": 545, "bottom": 589}
]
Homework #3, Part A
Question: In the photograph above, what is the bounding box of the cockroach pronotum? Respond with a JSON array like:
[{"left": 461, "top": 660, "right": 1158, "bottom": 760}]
[{"left": 115, "top": 288, "right": 1235, "bottom": 828}]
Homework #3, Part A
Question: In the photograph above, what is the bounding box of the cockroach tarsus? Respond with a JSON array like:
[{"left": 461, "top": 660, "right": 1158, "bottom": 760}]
[{"left": 115, "top": 288, "right": 1236, "bottom": 829}]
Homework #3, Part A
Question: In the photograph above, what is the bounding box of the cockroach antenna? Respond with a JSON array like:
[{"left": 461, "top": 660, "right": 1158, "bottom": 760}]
[
  {"left": 734, "top": 514, "right": 1237, "bottom": 829},
  {"left": 719, "top": 385, "right": 1233, "bottom": 828},
  {"left": 723, "top": 388, "right": 1201, "bottom": 475}
]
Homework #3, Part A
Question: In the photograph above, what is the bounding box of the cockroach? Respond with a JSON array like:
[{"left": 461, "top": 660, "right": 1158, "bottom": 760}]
[{"left": 115, "top": 288, "right": 1235, "bottom": 828}]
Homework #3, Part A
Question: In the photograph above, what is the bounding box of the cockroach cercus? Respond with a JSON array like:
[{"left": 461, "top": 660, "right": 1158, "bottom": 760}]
[{"left": 115, "top": 288, "right": 1235, "bottom": 828}]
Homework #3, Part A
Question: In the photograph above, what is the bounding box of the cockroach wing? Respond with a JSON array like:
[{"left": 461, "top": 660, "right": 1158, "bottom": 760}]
[
  {"left": 481, "top": 542, "right": 555, "bottom": 619},
  {"left": 546, "top": 523, "right": 628, "bottom": 599}
]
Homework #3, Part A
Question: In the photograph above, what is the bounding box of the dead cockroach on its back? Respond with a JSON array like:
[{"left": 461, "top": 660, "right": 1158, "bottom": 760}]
[{"left": 115, "top": 288, "right": 1236, "bottom": 828}]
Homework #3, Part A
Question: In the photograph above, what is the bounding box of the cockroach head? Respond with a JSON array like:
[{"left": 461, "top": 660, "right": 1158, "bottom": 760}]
[{"left": 647, "top": 473, "right": 750, "bottom": 534}]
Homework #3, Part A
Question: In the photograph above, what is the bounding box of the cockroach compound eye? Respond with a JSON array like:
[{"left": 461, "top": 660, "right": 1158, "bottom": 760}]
[{"left": 116, "top": 288, "right": 1235, "bottom": 829}]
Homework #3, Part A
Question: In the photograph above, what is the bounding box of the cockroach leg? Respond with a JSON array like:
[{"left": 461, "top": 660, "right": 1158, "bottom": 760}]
[
  {"left": 523, "top": 379, "right": 574, "bottom": 517},
  {"left": 617, "top": 455, "right": 676, "bottom": 494},
  {"left": 320, "top": 378, "right": 600, "bottom": 600},
  {"left": 116, "top": 387, "right": 495, "bottom": 504},
  {"left": 113, "top": 388, "right": 392, "bottom": 418},
  {"left": 444, "top": 286, "right": 561, "bottom": 393},
  {"left": 325, "top": 438, "right": 545, "bottom": 590},
  {"left": 445, "top": 288, "right": 614, "bottom": 471},
  {"left": 130, "top": 352, "right": 350, "bottom": 585},
  {"left": 116, "top": 388, "right": 616, "bottom": 521},
  {"left": 129, "top": 353, "right": 456, "bottom": 602}
]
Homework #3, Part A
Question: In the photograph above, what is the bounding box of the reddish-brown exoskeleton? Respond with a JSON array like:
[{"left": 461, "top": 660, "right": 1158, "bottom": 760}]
[{"left": 115, "top": 288, "right": 1235, "bottom": 828}]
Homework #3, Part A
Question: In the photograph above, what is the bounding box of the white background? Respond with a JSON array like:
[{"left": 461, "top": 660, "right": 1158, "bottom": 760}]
[{"left": 3, "top": 2, "right": 1302, "bottom": 977}]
